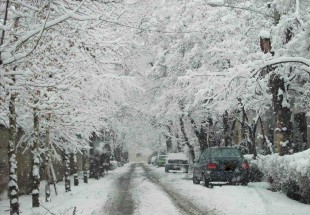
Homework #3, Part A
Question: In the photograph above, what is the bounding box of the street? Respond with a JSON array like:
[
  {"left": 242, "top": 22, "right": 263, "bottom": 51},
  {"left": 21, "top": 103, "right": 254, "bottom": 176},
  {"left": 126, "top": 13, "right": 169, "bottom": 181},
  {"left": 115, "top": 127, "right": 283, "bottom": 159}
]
[
  {"left": 1, "top": 163, "right": 310, "bottom": 215},
  {"left": 102, "top": 163, "right": 310, "bottom": 215},
  {"left": 104, "top": 163, "right": 214, "bottom": 215}
]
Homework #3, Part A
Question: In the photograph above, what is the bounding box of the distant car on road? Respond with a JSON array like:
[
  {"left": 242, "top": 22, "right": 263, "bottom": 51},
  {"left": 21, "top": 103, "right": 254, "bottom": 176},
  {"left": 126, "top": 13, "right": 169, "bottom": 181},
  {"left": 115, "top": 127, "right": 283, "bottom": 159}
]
[
  {"left": 165, "top": 153, "right": 189, "bottom": 173},
  {"left": 150, "top": 156, "right": 157, "bottom": 165},
  {"left": 155, "top": 154, "right": 167, "bottom": 167},
  {"left": 193, "top": 147, "right": 250, "bottom": 187}
]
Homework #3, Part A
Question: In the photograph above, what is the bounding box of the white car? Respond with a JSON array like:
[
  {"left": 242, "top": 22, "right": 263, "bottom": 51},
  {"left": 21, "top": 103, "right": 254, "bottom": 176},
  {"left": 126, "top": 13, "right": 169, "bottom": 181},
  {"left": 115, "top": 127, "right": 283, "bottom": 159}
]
[
  {"left": 165, "top": 153, "right": 189, "bottom": 173},
  {"left": 150, "top": 156, "right": 157, "bottom": 165}
]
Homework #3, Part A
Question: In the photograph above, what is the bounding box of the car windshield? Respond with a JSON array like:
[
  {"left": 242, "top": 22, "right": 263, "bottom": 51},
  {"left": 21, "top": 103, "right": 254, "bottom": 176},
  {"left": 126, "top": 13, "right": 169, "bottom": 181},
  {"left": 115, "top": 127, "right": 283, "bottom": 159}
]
[{"left": 211, "top": 148, "right": 241, "bottom": 158}]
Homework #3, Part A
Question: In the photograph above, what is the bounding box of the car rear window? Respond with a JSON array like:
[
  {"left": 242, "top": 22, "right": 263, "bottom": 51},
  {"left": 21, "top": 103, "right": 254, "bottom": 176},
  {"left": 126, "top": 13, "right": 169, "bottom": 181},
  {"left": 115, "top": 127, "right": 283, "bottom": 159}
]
[
  {"left": 211, "top": 148, "right": 241, "bottom": 158},
  {"left": 168, "top": 160, "right": 188, "bottom": 164}
]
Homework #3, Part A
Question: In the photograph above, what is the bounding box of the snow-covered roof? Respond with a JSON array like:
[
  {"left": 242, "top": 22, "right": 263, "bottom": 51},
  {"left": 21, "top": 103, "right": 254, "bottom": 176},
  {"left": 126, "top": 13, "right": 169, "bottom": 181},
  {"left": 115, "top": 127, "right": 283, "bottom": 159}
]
[{"left": 166, "top": 153, "right": 188, "bottom": 160}]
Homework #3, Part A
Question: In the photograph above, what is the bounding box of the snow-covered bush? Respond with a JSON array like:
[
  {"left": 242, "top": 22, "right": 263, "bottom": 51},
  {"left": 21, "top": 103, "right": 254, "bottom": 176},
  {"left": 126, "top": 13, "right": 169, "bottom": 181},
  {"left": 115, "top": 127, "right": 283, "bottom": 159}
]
[
  {"left": 244, "top": 154, "right": 264, "bottom": 182},
  {"left": 247, "top": 150, "right": 310, "bottom": 203}
]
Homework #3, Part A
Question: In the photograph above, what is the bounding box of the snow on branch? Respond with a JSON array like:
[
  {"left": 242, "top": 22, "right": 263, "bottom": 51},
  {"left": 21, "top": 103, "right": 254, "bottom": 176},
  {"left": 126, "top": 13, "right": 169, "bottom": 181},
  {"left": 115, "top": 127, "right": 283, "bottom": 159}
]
[{"left": 252, "top": 57, "right": 310, "bottom": 77}]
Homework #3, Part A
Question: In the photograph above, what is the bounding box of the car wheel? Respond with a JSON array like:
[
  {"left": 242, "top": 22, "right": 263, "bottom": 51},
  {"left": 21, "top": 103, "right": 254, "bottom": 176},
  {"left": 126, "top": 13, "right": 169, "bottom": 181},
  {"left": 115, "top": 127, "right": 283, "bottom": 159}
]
[
  {"left": 240, "top": 175, "right": 249, "bottom": 186},
  {"left": 193, "top": 176, "right": 200, "bottom": 184},
  {"left": 204, "top": 178, "right": 211, "bottom": 188},
  {"left": 241, "top": 179, "right": 248, "bottom": 186}
]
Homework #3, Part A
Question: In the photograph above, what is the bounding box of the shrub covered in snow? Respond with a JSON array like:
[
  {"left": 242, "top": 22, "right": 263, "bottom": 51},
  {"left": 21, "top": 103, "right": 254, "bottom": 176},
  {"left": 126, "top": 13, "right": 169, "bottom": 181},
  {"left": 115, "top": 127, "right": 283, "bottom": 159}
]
[{"left": 246, "top": 150, "right": 310, "bottom": 204}]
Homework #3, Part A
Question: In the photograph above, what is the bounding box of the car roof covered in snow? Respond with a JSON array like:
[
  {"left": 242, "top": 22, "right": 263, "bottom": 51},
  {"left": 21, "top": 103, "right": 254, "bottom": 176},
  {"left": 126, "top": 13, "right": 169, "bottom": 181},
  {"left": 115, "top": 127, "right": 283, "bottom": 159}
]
[{"left": 167, "top": 153, "right": 188, "bottom": 160}]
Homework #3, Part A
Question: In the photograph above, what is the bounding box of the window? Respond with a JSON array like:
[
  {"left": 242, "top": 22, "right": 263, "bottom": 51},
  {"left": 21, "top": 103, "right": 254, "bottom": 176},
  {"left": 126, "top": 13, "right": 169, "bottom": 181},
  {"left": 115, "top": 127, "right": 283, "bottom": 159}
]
[{"left": 211, "top": 148, "right": 241, "bottom": 158}]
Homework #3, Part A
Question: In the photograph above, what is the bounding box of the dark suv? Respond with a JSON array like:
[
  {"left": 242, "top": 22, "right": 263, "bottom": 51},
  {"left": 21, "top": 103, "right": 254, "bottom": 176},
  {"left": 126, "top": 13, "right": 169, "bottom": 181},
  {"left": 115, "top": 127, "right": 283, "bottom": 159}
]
[{"left": 193, "top": 147, "right": 250, "bottom": 187}]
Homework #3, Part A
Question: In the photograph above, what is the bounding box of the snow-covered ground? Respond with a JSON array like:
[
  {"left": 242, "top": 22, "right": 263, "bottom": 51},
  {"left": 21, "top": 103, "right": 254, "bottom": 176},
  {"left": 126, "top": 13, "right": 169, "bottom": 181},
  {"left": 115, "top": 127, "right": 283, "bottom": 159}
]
[
  {"left": 150, "top": 166, "right": 310, "bottom": 215},
  {"left": 0, "top": 165, "right": 131, "bottom": 215},
  {"left": 1, "top": 163, "right": 310, "bottom": 215}
]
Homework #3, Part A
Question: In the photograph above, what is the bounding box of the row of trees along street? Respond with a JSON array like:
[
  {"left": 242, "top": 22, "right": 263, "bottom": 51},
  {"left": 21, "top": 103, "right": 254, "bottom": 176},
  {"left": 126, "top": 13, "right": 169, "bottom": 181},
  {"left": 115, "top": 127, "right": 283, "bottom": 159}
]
[
  {"left": 141, "top": 0, "right": 310, "bottom": 203},
  {"left": 0, "top": 0, "right": 310, "bottom": 214},
  {"left": 0, "top": 1, "right": 154, "bottom": 214},
  {"left": 143, "top": 0, "right": 310, "bottom": 159}
]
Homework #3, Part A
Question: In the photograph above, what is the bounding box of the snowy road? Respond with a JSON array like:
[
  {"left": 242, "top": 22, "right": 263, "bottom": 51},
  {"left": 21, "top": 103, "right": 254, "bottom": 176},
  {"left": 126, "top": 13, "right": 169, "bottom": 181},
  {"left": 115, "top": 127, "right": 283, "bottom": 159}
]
[
  {"left": 1, "top": 163, "right": 310, "bottom": 215},
  {"left": 139, "top": 164, "right": 214, "bottom": 215},
  {"left": 104, "top": 163, "right": 212, "bottom": 215},
  {"left": 104, "top": 164, "right": 136, "bottom": 215},
  {"left": 104, "top": 163, "right": 310, "bottom": 215}
]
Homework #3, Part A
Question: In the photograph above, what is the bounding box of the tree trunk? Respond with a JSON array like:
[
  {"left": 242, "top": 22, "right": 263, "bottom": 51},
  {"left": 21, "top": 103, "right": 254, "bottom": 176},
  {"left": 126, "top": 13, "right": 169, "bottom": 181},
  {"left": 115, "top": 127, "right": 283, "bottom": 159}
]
[
  {"left": 72, "top": 152, "right": 79, "bottom": 186},
  {"left": 179, "top": 101, "right": 195, "bottom": 160},
  {"left": 238, "top": 99, "right": 248, "bottom": 141},
  {"left": 31, "top": 107, "right": 40, "bottom": 208},
  {"left": 0, "top": 0, "right": 9, "bottom": 65},
  {"left": 82, "top": 149, "right": 88, "bottom": 183},
  {"left": 89, "top": 140, "right": 97, "bottom": 179},
  {"left": 263, "top": 5, "right": 293, "bottom": 156},
  {"left": 165, "top": 124, "right": 173, "bottom": 153},
  {"left": 270, "top": 75, "right": 293, "bottom": 155},
  {"left": 44, "top": 116, "right": 52, "bottom": 202},
  {"left": 179, "top": 116, "right": 195, "bottom": 161},
  {"left": 207, "top": 118, "right": 216, "bottom": 147},
  {"left": 190, "top": 118, "right": 208, "bottom": 152},
  {"left": 248, "top": 121, "right": 258, "bottom": 159},
  {"left": 223, "top": 111, "right": 231, "bottom": 147},
  {"left": 50, "top": 162, "right": 58, "bottom": 195},
  {"left": 64, "top": 150, "right": 71, "bottom": 192},
  {"left": 175, "top": 132, "right": 182, "bottom": 152},
  {"left": 8, "top": 86, "right": 20, "bottom": 215}
]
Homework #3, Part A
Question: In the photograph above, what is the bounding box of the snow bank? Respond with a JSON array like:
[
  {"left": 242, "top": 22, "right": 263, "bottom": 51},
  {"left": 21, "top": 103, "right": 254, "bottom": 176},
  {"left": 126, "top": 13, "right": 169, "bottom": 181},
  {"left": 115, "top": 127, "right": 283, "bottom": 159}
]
[
  {"left": 0, "top": 164, "right": 132, "bottom": 215},
  {"left": 151, "top": 166, "right": 310, "bottom": 215},
  {"left": 247, "top": 149, "right": 310, "bottom": 204}
]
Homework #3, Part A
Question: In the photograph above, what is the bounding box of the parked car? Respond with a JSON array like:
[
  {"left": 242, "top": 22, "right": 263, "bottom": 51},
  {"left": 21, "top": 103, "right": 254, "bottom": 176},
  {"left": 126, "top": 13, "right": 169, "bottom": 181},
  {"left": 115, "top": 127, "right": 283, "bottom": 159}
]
[
  {"left": 165, "top": 153, "right": 189, "bottom": 173},
  {"left": 192, "top": 147, "right": 250, "bottom": 187},
  {"left": 155, "top": 154, "right": 167, "bottom": 167},
  {"left": 109, "top": 160, "right": 118, "bottom": 170},
  {"left": 150, "top": 156, "right": 157, "bottom": 165}
]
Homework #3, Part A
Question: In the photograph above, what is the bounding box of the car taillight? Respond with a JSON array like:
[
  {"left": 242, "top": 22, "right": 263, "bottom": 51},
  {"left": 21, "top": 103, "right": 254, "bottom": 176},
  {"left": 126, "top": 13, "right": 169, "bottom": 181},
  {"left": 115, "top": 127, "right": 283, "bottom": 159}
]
[
  {"left": 207, "top": 163, "right": 217, "bottom": 170},
  {"left": 242, "top": 162, "right": 250, "bottom": 169}
]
